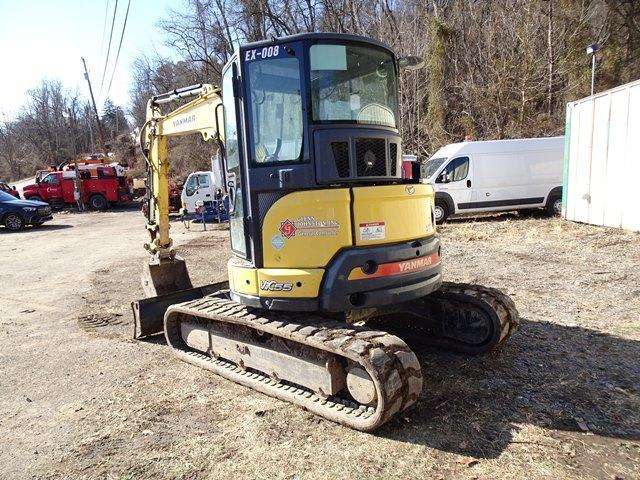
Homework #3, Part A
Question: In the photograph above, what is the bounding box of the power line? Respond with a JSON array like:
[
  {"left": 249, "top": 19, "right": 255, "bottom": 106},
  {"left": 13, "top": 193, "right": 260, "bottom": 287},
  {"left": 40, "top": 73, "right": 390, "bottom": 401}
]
[
  {"left": 99, "top": 0, "right": 119, "bottom": 97},
  {"left": 98, "top": 0, "right": 111, "bottom": 64},
  {"left": 105, "top": 0, "right": 131, "bottom": 100}
]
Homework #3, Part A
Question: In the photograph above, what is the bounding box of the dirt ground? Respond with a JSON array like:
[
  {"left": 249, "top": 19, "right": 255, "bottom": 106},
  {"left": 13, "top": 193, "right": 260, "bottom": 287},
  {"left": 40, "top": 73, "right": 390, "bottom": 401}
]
[{"left": 1, "top": 209, "right": 638, "bottom": 479}]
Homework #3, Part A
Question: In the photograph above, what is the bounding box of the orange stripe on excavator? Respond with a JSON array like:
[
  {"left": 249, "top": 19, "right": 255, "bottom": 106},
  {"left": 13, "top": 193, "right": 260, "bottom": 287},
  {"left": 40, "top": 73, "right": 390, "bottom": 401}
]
[{"left": 347, "top": 252, "right": 441, "bottom": 281}]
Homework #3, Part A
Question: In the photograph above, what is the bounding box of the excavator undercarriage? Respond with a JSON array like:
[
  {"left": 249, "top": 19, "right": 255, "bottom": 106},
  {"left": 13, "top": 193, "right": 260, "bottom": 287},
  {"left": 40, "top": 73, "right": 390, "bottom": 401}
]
[{"left": 133, "top": 281, "right": 518, "bottom": 431}]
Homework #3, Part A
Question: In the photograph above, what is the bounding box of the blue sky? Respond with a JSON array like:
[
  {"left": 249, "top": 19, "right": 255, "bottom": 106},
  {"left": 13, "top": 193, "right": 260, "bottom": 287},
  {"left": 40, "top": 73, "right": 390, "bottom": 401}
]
[{"left": 0, "top": 0, "right": 180, "bottom": 118}]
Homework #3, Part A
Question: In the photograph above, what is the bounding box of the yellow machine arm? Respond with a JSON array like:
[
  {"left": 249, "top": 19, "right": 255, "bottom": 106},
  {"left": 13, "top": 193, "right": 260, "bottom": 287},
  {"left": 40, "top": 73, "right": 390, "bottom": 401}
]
[{"left": 139, "top": 83, "right": 224, "bottom": 296}]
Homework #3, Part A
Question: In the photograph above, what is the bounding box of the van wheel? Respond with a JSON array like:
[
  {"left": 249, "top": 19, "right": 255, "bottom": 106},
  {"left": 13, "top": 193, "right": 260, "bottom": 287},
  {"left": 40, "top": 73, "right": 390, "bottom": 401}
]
[
  {"left": 4, "top": 213, "right": 25, "bottom": 231},
  {"left": 89, "top": 194, "right": 108, "bottom": 210},
  {"left": 434, "top": 201, "right": 449, "bottom": 224},
  {"left": 546, "top": 196, "right": 562, "bottom": 216}
]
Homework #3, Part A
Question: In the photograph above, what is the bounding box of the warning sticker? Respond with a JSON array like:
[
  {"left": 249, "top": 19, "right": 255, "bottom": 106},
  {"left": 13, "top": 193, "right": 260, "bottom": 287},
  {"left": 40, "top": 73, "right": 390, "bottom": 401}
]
[{"left": 359, "top": 222, "right": 386, "bottom": 241}]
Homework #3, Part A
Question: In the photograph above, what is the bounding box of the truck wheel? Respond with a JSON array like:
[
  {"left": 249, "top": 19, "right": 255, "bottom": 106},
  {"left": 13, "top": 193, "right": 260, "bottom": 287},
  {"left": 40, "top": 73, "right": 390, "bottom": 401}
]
[
  {"left": 3, "top": 213, "right": 25, "bottom": 231},
  {"left": 546, "top": 196, "right": 562, "bottom": 216},
  {"left": 434, "top": 201, "right": 449, "bottom": 224},
  {"left": 28, "top": 195, "right": 44, "bottom": 203},
  {"left": 89, "top": 194, "right": 108, "bottom": 211}
]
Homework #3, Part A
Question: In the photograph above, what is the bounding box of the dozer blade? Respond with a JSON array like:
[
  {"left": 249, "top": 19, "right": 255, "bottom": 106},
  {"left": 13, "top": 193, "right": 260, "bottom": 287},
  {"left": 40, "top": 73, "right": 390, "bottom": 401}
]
[
  {"left": 141, "top": 256, "right": 193, "bottom": 297},
  {"left": 132, "top": 280, "right": 229, "bottom": 339}
]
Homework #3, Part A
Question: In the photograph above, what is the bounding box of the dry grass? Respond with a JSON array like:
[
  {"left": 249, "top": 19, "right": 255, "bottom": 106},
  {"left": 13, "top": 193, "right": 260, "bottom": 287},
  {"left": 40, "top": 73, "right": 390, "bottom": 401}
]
[{"left": 41, "top": 214, "right": 640, "bottom": 479}]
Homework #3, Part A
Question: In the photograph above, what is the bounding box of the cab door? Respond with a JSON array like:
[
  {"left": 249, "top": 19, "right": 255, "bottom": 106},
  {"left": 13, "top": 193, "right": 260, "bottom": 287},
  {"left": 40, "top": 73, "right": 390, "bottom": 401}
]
[
  {"left": 222, "top": 59, "right": 250, "bottom": 258},
  {"left": 40, "top": 173, "right": 63, "bottom": 200},
  {"left": 435, "top": 156, "right": 473, "bottom": 212}
]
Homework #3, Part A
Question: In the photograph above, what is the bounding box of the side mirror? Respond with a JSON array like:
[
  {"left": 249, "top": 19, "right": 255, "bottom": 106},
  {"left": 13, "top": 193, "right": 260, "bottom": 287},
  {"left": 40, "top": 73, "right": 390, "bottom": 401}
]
[
  {"left": 36, "top": 178, "right": 40, "bottom": 184},
  {"left": 398, "top": 55, "right": 425, "bottom": 71},
  {"left": 12, "top": 186, "right": 16, "bottom": 190}
]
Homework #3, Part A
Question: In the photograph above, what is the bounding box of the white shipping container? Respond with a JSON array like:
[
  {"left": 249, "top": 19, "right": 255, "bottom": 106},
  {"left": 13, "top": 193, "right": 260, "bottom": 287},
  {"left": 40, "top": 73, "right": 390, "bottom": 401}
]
[{"left": 564, "top": 79, "right": 640, "bottom": 232}]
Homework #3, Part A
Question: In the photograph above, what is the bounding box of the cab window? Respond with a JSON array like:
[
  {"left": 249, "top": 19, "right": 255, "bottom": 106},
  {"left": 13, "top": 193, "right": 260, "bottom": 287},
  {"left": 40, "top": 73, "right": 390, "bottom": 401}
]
[
  {"left": 246, "top": 56, "right": 303, "bottom": 164},
  {"left": 185, "top": 175, "right": 198, "bottom": 196},
  {"left": 197, "top": 174, "right": 210, "bottom": 189},
  {"left": 41, "top": 174, "right": 59, "bottom": 184},
  {"left": 437, "top": 156, "right": 469, "bottom": 183}
]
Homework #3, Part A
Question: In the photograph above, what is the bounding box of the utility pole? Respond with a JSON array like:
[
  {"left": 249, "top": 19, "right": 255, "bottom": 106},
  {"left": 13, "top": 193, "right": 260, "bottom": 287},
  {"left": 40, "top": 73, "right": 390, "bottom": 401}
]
[
  {"left": 63, "top": 109, "right": 84, "bottom": 211},
  {"left": 81, "top": 57, "right": 106, "bottom": 154}
]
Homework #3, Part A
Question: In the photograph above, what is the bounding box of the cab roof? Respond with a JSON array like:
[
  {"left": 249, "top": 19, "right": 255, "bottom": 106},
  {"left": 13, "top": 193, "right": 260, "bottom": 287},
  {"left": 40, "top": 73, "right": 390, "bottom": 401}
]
[{"left": 240, "top": 32, "right": 393, "bottom": 55}]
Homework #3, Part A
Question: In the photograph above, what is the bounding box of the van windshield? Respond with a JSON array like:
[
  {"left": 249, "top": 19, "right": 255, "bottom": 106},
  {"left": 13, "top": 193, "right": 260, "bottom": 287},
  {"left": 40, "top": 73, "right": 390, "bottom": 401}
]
[{"left": 424, "top": 157, "right": 447, "bottom": 178}]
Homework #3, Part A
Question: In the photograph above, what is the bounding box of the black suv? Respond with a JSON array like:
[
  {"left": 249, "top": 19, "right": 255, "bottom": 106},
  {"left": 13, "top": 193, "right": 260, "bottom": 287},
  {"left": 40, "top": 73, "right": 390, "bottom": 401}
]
[{"left": 0, "top": 190, "right": 53, "bottom": 231}]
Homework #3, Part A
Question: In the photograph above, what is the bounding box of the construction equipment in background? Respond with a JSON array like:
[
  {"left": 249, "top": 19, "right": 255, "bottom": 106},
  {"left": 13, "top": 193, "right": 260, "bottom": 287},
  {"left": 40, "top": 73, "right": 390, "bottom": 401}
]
[
  {"left": 132, "top": 33, "right": 518, "bottom": 431},
  {"left": 22, "top": 167, "right": 131, "bottom": 210}
]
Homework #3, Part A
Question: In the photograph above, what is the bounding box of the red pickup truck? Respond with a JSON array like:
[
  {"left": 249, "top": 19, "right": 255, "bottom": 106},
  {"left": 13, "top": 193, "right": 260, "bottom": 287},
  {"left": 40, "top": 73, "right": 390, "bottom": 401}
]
[{"left": 22, "top": 168, "right": 131, "bottom": 210}]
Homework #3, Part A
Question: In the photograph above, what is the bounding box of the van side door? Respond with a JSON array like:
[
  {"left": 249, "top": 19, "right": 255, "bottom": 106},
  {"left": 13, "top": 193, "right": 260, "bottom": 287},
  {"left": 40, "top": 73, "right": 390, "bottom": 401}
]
[
  {"left": 434, "top": 156, "right": 472, "bottom": 212},
  {"left": 470, "top": 152, "right": 545, "bottom": 211}
]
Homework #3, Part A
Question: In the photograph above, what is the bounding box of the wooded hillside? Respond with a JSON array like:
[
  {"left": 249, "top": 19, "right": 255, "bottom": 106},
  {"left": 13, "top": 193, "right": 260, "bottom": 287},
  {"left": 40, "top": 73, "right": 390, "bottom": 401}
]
[{"left": 1, "top": 0, "right": 638, "bottom": 182}]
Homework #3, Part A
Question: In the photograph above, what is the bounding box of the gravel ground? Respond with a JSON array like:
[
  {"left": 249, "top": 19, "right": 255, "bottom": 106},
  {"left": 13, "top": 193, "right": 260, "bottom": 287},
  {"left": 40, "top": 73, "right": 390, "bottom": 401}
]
[{"left": 1, "top": 210, "right": 638, "bottom": 479}]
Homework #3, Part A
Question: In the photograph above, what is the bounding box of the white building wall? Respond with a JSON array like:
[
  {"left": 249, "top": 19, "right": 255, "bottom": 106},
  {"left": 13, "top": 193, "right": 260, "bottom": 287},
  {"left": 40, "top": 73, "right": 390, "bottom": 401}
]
[{"left": 564, "top": 79, "right": 640, "bottom": 232}]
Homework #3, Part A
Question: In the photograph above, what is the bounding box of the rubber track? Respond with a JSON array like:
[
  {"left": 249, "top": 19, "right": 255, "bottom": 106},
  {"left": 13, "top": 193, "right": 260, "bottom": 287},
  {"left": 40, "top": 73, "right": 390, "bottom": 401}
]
[
  {"left": 371, "top": 281, "right": 520, "bottom": 354},
  {"left": 164, "top": 296, "right": 423, "bottom": 431},
  {"left": 428, "top": 281, "right": 520, "bottom": 352}
]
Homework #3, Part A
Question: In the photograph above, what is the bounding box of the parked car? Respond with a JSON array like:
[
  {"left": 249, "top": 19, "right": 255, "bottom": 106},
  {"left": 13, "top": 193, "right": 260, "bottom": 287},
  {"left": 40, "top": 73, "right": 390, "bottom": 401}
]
[
  {"left": 0, "top": 190, "right": 53, "bottom": 231},
  {"left": 0, "top": 181, "right": 19, "bottom": 198},
  {"left": 424, "top": 136, "right": 564, "bottom": 223}
]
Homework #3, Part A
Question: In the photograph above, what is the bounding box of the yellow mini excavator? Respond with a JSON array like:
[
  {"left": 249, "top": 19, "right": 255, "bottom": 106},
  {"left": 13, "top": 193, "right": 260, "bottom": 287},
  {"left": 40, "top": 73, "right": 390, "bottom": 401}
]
[{"left": 132, "top": 33, "right": 518, "bottom": 431}]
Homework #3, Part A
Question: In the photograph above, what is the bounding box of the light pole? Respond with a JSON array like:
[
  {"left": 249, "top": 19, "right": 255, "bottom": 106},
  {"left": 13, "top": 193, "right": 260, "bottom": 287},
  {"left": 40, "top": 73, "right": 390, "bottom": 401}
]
[{"left": 586, "top": 43, "right": 600, "bottom": 96}]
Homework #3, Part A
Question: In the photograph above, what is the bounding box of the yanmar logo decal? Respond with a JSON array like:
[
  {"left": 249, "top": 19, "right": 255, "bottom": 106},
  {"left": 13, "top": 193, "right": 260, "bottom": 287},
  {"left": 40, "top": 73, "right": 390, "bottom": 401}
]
[
  {"left": 348, "top": 252, "right": 440, "bottom": 281},
  {"left": 173, "top": 114, "right": 196, "bottom": 128},
  {"left": 397, "top": 256, "right": 433, "bottom": 272}
]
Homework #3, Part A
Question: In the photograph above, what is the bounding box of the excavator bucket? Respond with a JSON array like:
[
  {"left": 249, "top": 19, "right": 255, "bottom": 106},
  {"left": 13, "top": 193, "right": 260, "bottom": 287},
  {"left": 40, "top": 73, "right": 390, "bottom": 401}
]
[
  {"left": 141, "top": 257, "right": 193, "bottom": 298},
  {"left": 132, "top": 280, "right": 229, "bottom": 339},
  {"left": 132, "top": 256, "right": 229, "bottom": 339}
]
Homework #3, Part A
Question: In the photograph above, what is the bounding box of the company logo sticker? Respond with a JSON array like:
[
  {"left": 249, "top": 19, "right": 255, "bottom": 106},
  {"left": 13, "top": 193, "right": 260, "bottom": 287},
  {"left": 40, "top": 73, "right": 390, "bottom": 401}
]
[
  {"left": 279, "top": 219, "right": 297, "bottom": 238},
  {"left": 278, "top": 216, "right": 340, "bottom": 239}
]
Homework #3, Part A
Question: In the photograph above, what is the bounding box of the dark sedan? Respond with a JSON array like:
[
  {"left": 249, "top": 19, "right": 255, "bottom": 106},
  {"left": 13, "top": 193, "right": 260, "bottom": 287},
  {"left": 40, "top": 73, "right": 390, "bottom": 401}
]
[{"left": 0, "top": 191, "right": 53, "bottom": 231}]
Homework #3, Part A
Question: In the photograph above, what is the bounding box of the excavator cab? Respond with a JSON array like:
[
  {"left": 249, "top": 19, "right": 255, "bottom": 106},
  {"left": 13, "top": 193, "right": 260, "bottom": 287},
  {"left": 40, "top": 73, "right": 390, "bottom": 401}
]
[
  {"left": 139, "top": 33, "right": 436, "bottom": 314},
  {"left": 219, "top": 34, "right": 441, "bottom": 312},
  {"left": 133, "top": 33, "right": 518, "bottom": 431}
]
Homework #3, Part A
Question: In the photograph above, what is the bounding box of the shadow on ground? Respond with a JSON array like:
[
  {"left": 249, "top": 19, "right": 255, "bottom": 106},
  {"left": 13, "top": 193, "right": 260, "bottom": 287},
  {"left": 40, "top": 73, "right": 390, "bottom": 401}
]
[
  {"left": 379, "top": 318, "right": 640, "bottom": 458},
  {"left": 0, "top": 223, "right": 74, "bottom": 234},
  {"left": 443, "top": 210, "right": 551, "bottom": 224}
]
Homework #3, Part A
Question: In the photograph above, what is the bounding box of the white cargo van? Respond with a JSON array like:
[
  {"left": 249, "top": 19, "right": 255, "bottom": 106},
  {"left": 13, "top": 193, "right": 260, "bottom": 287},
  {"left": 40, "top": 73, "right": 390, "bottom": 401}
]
[{"left": 424, "top": 137, "right": 564, "bottom": 223}]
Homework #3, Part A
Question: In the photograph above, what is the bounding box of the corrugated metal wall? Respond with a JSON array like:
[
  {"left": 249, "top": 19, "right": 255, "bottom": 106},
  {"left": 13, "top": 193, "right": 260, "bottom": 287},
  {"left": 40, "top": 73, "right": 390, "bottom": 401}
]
[{"left": 563, "top": 79, "right": 640, "bottom": 232}]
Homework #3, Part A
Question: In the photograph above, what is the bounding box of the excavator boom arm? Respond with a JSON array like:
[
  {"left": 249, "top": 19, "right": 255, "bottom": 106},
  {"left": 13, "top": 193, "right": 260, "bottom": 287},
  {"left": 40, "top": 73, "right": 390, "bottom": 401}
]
[
  {"left": 141, "top": 83, "right": 224, "bottom": 261},
  {"left": 139, "top": 83, "right": 224, "bottom": 299}
]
